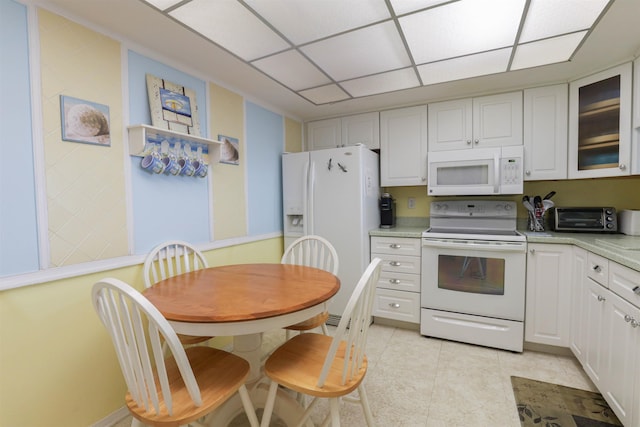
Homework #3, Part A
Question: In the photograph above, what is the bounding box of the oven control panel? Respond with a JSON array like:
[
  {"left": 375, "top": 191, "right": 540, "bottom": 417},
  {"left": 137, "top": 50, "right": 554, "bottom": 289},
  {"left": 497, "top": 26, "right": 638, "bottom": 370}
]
[{"left": 431, "top": 200, "right": 516, "bottom": 218}]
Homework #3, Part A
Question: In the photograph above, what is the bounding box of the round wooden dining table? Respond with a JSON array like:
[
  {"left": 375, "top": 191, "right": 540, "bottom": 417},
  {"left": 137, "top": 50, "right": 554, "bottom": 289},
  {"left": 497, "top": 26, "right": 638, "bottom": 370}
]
[
  {"left": 143, "top": 263, "right": 340, "bottom": 426},
  {"left": 143, "top": 263, "right": 340, "bottom": 379}
]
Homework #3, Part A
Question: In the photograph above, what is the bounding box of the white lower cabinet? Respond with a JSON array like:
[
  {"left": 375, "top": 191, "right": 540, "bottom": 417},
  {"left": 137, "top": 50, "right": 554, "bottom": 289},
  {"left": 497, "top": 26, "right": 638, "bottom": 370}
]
[
  {"left": 525, "top": 244, "right": 572, "bottom": 346},
  {"left": 371, "top": 236, "right": 421, "bottom": 323},
  {"left": 570, "top": 247, "right": 588, "bottom": 363},
  {"left": 570, "top": 250, "right": 640, "bottom": 427}
]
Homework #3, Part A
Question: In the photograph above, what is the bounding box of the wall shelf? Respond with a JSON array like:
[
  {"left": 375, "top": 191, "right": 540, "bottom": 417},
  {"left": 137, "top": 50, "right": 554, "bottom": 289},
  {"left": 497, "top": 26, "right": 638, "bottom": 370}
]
[{"left": 127, "top": 124, "right": 222, "bottom": 164}]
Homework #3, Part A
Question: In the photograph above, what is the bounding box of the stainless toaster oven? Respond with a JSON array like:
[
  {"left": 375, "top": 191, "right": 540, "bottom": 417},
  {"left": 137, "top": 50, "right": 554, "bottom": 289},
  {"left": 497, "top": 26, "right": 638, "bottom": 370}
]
[{"left": 550, "top": 207, "right": 617, "bottom": 232}]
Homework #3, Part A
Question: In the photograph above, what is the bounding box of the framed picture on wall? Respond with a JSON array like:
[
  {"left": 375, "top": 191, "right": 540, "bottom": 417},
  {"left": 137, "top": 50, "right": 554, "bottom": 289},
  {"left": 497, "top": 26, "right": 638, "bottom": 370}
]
[
  {"left": 60, "top": 95, "right": 111, "bottom": 146},
  {"left": 218, "top": 135, "right": 239, "bottom": 165},
  {"left": 146, "top": 74, "right": 201, "bottom": 136}
]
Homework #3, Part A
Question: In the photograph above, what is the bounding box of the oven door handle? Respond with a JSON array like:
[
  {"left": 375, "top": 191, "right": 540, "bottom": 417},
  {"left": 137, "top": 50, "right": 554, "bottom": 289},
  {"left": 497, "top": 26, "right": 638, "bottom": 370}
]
[{"left": 422, "top": 239, "right": 526, "bottom": 252}]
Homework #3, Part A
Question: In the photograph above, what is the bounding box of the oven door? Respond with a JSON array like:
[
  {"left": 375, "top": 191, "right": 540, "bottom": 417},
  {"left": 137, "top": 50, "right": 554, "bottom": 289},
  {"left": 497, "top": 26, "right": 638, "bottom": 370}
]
[{"left": 421, "top": 237, "right": 526, "bottom": 321}]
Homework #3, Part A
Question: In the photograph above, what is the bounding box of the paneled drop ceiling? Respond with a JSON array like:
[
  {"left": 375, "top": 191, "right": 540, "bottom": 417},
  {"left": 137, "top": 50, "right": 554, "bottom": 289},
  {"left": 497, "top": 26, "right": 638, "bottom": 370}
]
[
  {"left": 35, "top": 0, "right": 640, "bottom": 120},
  {"left": 143, "top": 0, "right": 611, "bottom": 105}
]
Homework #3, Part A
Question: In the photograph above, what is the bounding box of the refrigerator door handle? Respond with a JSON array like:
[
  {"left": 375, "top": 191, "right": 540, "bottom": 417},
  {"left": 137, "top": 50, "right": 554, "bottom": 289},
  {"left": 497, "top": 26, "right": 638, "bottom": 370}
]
[{"left": 307, "top": 160, "right": 314, "bottom": 235}]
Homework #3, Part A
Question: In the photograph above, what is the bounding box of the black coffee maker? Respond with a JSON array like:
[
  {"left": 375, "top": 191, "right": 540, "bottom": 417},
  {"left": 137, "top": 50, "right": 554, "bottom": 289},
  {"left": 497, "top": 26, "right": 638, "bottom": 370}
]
[{"left": 379, "top": 193, "right": 396, "bottom": 228}]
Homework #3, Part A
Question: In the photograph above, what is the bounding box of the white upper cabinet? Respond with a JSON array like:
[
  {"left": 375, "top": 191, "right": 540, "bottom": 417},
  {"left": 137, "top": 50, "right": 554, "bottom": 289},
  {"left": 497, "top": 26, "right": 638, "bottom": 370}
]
[
  {"left": 380, "top": 105, "right": 428, "bottom": 186},
  {"left": 568, "top": 62, "right": 633, "bottom": 179},
  {"left": 428, "top": 91, "right": 522, "bottom": 151},
  {"left": 306, "top": 112, "right": 379, "bottom": 151},
  {"left": 341, "top": 112, "right": 380, "bottom": 150},
  {"left": 306, "top": 118, "right": 341, "bottom": 150},
  {"left": 523, "top": 85, "right": 568, "bottom": 181}
]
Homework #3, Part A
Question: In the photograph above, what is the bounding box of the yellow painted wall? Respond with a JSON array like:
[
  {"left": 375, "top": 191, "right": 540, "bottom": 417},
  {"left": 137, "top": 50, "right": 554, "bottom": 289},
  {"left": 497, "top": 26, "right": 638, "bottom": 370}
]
[
  {"left": 0, "top": 239, "right": 282, "bottom": 427},
  {"left": 284, "top": 117, "right": 303, "bottom": 153},
  {"left": 210, "top": 83, "right": 247, "bottom": 240},
  {"left": 39, "top": 10, "right": 128, "bottom": 267},
  {"left": 385, "top": 175, "right": 640, "bottom": 220}
]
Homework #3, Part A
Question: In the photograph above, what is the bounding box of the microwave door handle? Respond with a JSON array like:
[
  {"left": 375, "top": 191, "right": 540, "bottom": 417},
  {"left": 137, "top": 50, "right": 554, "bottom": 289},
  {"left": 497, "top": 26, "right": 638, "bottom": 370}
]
[{"left": 493, "top": 153, "right": 500, "bottom": 194}]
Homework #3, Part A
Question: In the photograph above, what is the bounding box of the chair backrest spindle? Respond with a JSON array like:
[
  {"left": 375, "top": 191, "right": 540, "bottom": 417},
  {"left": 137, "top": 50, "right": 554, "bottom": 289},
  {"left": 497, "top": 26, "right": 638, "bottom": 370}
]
[
  {"left": 316, "top": 258, "right": 381, "bottom": 387},
  {"left": 143, "top": 241, "right": 208, "bottom": 289}
]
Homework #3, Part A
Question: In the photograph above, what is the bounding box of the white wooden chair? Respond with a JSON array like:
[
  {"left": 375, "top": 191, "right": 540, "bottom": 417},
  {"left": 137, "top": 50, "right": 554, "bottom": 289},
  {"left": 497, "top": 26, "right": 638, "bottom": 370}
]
[
  {"left": 259, "top": 258, "right": 383, "bottom": 427},
  {"left": 91, "top": 278, "right": 259, "bottom": 427},
  {"left": 281, "top": 235, "right": 339, "bottom": 337},
  {"left": 143, "top": 240, "right": 212, "bottom": 347}
]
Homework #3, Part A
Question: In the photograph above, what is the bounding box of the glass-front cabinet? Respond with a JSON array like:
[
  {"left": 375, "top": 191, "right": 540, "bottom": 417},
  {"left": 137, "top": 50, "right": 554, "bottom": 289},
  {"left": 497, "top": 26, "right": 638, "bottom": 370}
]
[{"left": 569, "top": 63, "right": 632, "bottom": 178}]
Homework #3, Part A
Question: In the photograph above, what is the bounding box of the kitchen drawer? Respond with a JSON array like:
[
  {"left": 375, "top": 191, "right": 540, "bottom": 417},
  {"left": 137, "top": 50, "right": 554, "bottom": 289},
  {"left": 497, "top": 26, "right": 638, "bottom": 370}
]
[
  {"left": 587, "top": 252, "right": 609, "bottom": 286},
  {"left": 609, "top": 261, "right": 640, "bottom": 309},
  {"left": 372, "top": 253, "right": 421, "bottom": 275},
  {"left": 373, "top": 288, "right": 420, "bottom": 323},
  {"left": 377, "top": 271, "right": 420, "bottom": 293},
  {"left": 370, "top": 236, "right": 421, "bottom": 256}
]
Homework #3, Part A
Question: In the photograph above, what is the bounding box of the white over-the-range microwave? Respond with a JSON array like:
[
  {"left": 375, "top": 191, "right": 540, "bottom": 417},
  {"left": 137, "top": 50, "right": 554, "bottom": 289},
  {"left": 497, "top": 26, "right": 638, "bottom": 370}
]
[{"left": 427, "top": 146, "right": 523, "bottom": 196}]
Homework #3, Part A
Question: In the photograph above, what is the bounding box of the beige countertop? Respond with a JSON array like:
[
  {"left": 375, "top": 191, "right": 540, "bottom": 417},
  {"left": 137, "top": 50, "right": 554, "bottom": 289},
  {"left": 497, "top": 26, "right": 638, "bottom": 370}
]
[{"left": 369, "top": 219, "right": 640, "bottom": 272}]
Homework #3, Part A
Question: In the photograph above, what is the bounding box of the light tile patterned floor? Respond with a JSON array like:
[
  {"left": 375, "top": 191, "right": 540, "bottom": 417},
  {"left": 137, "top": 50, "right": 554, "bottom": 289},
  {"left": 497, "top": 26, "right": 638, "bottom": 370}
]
[{"left": 113, "top": 323, "right": 595, "bottom": 427}]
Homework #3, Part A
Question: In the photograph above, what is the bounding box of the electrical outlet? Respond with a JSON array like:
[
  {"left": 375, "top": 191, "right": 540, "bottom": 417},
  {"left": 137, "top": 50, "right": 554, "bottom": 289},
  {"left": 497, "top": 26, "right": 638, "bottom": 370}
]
[{"left": 408, "top": 197, "right": 416, "bottom": 209}]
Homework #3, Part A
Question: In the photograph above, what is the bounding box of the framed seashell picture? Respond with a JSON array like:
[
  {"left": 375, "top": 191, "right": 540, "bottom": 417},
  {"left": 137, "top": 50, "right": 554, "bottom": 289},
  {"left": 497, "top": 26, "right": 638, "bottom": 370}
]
[
  {"left": 60, "top": 95, "right": 111, "bottom": 146},
  {"left": 218, "top": 135, "right": 239, "bottom": 165}
]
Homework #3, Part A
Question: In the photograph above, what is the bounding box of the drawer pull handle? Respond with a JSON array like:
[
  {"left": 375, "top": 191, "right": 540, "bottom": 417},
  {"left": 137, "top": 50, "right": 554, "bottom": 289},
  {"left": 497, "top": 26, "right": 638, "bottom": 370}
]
[
  {"left": 389, "top": 279, "right": 401, "bottom": 284},
  {"left": 592, "top": 265, "right": 602, "bottom": 273},
  {"left": 389, "top": 303, "right": 400, "bottom": 308},
  {"left": 389, "top": 244, "right": 401, "bottom": 249},
  {"left": 633, "top": 286, "right": 640, "bottom": 295},
  {"left": 389, "top": 261, "right": 401, "bottom": 267},
  {"left": 597, "top": 295, "right": 606, "bottom": 302}
]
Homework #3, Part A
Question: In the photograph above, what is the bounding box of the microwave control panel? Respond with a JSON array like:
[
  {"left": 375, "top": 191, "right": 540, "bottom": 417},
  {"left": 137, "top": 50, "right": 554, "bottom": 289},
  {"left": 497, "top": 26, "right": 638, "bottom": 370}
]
[{"left": 499, "top": 146, "right": 523, "bottom": 194}]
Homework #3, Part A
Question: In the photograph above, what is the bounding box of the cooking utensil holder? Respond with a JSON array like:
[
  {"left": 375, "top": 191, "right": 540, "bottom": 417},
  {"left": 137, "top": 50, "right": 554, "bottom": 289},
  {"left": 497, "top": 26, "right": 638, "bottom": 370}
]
[{"left": 528, "top": 209, "right": 545, "bottom": 232}]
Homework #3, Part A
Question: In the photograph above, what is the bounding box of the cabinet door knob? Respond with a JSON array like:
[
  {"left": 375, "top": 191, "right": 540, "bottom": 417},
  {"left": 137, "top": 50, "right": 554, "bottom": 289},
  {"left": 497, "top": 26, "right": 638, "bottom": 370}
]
[
  {"left": 597, "top": 295, "right": 606, "bottom": 302},
  {"left": 466, "top": 140, "right": 472, "bottom": 145},
  {"left": 625, "top": 314, "right": 633, "bottom": 323},
  {"left": 529, "top": 249, "right": 535, "bottom": 254},
  {"left": 525, "top": 170, "right": 531, "bottom": 176},
  {"left": 619, "top": 164, "right": 626, "bottom": 170},
  {"left": 389, "top": 261, "right": 401, "bottom": 267},
  {"left": 631, "top": 319, "right": 639, "bottom": 328},
  {"left": 592, "top": 265, "right": 601, "bottom": 273},
  {"left": 474, "top": 139, "right": 479, "bottom": 144},
  {"left": 421, "top": 177, "right": 426, "bottom": 182},
  {"left": 389, "top": 303, "right": 400, "bottom": 308},
  {"left": 633, "top": 286, "right": 640, "bottom": 295}
]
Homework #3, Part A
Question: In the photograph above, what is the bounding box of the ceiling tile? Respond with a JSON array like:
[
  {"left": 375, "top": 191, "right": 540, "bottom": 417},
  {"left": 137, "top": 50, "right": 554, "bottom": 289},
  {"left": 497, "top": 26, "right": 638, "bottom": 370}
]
[
  {"left": 511, "top": 31, "right": 587, "bottom": 70},
  {"left": 244, "top": 0, "right": 391, "bottom": 45},
  {"left": 169, "top": 0, "right": 290, "bottom": 61},
  {"left": 298, "top": 84, "right": 350, "bottom": 104},
  {"left": 417, "top": 48, "right": 512, "bottom": 85},
  {"left": 519, "top": 0, "right": 610, "bottom": 43},
  {"left": 143, "top": 0, "right": 183, "bottom": 11},
  {"left": 300, "top": 21, "right": 411, "bottom": 81},
  {"left": 389, "top": 0, "right": 453, "bottom": 16},
  {"left": 401, "top": 0, "right": 526, "bottom": 64},
  {"left": 252, "top": 50, "right": 331, "bottom": 91},
  {"left": 341, "top": 68, "right": 420, "bottom": 97}
]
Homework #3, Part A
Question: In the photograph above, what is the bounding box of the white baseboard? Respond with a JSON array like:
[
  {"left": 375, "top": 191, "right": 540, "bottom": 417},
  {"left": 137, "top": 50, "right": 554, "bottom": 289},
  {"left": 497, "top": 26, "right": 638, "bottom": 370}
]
[{"left": 90, "top": 406, "right": 129, "bottom": 427}]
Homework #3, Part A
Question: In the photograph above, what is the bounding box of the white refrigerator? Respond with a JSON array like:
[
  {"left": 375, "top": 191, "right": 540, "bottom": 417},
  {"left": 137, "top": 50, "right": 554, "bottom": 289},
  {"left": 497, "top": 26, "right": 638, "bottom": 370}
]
[{"left": 282, "top": 145, "right": 380, "bottom": 324}]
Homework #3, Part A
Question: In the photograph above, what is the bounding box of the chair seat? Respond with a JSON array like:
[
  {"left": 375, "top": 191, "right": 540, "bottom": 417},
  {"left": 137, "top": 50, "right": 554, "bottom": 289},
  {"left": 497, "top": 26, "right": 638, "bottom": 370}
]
[
  {"left": 284, "top": 311, "right": 329, "bottom": 331},
  {"left": 264, "top": 333, "right": 367, "bottom": 398},
  {"left": 126, "top": 346, "right": 249, "bottom": 427},
  {"left": 176, "top": 334, "right": 214, "bottom": 346}
]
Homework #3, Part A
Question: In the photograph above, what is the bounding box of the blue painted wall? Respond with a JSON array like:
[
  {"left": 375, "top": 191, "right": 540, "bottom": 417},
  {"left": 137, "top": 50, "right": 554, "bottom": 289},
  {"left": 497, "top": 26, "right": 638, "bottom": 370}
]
[
  {"left": 128, "top": 51, "right": 211, "bottom": 254},
  {"left": 245, "top": 101, "right": 283, "bottom": 235},
  {"left": 0, "top": 0, "right": 40, "bottom": 277}
]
